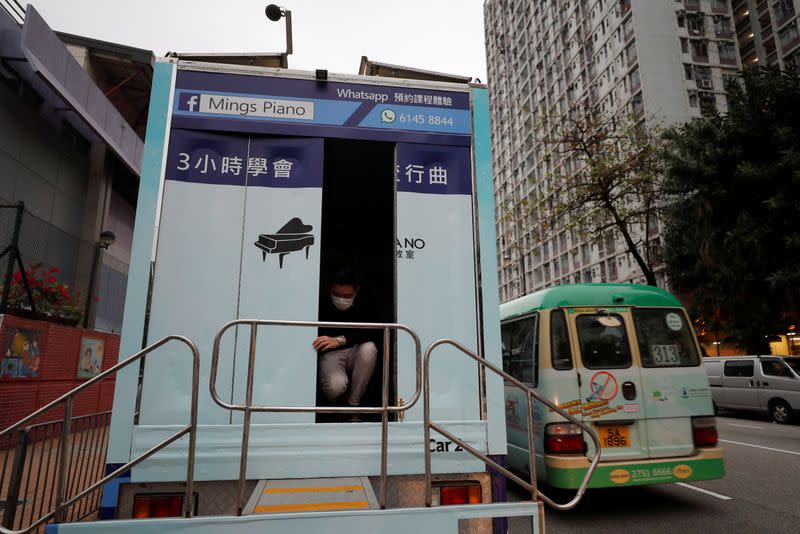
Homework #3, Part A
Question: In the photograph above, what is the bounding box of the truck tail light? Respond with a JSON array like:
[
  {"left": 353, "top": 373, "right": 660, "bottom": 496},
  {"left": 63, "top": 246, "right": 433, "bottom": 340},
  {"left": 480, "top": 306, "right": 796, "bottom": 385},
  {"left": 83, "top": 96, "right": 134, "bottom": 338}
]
[
  {"left": 431, "top": 483, "right": 482, "bottom": 506},
  {"left": 692, "top": 416, "right": 718, "bottom": 447},
  {"left": 545, "top": 423, "right": 587, "bottom": 455},
  {"left": 133, "top": 494, "right": 184, "bottom": 518}
]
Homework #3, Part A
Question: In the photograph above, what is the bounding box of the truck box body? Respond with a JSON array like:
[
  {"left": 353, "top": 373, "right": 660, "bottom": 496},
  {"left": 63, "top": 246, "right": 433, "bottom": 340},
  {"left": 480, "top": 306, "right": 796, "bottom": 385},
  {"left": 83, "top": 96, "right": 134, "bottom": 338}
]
[{"left": 71, "top": 58, "right": 537, "bottom": 532}]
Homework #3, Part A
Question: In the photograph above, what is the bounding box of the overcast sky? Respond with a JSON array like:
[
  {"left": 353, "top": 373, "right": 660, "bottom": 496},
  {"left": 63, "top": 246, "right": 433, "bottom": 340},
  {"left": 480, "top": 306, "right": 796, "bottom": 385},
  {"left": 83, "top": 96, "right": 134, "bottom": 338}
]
[{"left": 26, "top": 0, "right": 488, "bottom": 81}]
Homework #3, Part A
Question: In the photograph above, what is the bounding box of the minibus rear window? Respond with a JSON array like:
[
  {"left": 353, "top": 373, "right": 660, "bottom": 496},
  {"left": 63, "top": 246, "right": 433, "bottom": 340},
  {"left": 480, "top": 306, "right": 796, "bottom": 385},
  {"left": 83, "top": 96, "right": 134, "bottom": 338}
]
[
  {"left": 501, "top": 315, "right": 538, "bottom": 385},
  {"left": 634, "top": 309, "right": 700, "bottom": 368},
  {"left": 576, "top": 314, "right": 631, "bottom": 369},
  {"left": 551, "top": 310, "right": 572, "bottom": 370}
]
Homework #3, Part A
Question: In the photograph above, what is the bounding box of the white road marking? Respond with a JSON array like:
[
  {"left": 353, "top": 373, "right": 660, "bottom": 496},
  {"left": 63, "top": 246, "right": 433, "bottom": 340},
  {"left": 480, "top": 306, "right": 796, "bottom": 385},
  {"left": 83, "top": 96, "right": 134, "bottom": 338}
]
[
  {"left": 727, "top": 423, "right": 764, "bottom": 430},
  {"left": 719, "top": 439, "right": 800, "bottom": 456},
  {"left": 676, "top": 482, "right": 732, "bottom": 501}
]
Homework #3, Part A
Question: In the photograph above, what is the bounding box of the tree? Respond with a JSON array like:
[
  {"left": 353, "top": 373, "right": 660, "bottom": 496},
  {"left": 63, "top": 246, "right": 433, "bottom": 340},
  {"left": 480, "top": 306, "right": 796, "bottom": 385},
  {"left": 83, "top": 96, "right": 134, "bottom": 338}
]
[
  {"left": 662, "top": 67, "right": 800, "bottom": 353},
  {"left": 540, "top": 107, "right": 667, "bottom": 286},
  {"left": 498, "top": 193, "right": 532, "bottom": 295}
]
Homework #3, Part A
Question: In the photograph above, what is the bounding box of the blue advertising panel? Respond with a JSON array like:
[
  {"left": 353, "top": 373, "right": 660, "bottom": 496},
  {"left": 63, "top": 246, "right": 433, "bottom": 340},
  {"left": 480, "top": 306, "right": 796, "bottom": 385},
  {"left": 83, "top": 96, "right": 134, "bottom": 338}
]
[
  {"left": 396, "top": 143, "right": 471, "bottom": 196},
  {"left": 165, "top": 129, "right": 249, "bottom": 186},
  {"left": 172, "top": 70, "right": 471, "bottom": 146},
  {"left": 395, "top": 143, "right": 479, "bottom": 423}
]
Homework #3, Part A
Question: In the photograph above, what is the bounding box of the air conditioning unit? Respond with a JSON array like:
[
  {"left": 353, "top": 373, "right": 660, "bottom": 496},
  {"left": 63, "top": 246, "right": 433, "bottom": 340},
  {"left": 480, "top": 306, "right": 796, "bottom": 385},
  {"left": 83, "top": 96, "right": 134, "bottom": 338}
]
[{"left": 699, "top": 78, "right": 713, "bottom": 89}]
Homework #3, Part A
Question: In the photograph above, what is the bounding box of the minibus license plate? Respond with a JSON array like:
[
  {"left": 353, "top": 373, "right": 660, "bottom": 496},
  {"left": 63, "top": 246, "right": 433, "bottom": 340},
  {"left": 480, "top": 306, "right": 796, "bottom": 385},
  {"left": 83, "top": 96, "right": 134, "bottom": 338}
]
[{"left": 598, "top": 426, "right": 630, "bottom": 448}]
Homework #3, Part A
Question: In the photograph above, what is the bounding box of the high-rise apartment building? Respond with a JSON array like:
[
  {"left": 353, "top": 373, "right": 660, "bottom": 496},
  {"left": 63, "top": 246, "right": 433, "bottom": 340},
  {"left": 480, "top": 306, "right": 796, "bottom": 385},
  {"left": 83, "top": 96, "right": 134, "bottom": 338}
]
[
  {"left": 733, "top": 0, "right": 800, "bottom": 67},
  {"left": 484, "top": 0, "right": 744, "bottom": 303}
]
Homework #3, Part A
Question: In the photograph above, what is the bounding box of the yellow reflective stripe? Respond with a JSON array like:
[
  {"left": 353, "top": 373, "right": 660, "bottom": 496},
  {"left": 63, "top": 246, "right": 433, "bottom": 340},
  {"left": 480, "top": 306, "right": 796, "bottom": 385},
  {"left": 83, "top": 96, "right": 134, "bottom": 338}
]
[
  {"left": 254, "top": 501, "right": 370, "bottom": 513},
  {"left": 264, "top": 485, "right": 363, "bottom": 494}
]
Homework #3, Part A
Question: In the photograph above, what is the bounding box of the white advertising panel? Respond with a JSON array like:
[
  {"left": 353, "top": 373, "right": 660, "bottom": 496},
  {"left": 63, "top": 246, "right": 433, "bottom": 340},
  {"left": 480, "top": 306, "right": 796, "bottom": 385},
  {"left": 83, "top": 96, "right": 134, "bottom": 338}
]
[
  {"left": 232, "top": 137, "right": 324, "bottom": 423},
  {"left": 395, "top": 143, "right": 479, "bottom": 422},
  {"left": 140, "top": 131, "right": 323, "bottom": 425}
]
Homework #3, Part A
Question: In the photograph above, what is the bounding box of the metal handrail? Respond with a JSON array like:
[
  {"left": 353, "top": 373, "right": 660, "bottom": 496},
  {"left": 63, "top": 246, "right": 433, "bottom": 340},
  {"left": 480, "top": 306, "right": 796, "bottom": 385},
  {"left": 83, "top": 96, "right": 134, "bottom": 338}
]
[
  {"left": 0, "top": 336, "right": 200, "bottom": 534},
  {"left": 209, "top": 319, "right": 423, "bottom": 514},
  {"left": 2, "top": 411, "right": 112, "bottom": 531},
  {"left": 423, "top": 339, "right": 602, "bottom": 511},
  {"left": 20, "top": 411, "right": 113, "bottom": 434}
]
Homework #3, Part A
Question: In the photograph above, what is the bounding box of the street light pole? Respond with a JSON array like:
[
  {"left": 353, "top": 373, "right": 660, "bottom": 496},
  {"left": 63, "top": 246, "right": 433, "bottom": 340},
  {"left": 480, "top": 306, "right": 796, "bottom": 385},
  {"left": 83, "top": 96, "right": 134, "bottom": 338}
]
[
  {"left": 83, "top": 230, "right": 115, "bottom": 329},
  {"left": 265, "top": 4, "right": 293, "bottom": 67}
]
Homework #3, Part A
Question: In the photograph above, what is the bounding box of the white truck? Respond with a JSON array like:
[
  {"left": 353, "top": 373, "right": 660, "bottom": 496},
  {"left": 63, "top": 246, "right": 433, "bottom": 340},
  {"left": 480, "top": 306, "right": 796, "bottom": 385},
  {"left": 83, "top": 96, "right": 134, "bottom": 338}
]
[{"left": 2, "top": 55, "right": 597, "bottom": 534}]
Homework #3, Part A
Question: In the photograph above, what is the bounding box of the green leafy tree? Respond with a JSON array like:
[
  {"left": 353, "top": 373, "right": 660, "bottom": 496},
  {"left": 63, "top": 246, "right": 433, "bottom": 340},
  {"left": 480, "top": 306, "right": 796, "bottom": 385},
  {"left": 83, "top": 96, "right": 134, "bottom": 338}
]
[
  {"left": 498, "top": 194, "right": 533, "bottom": 295},
  {"left": 541, "top": 108, "right": 666, "bottom": 286},
  {"left": 662, "top": 67, "right": 800, "bottom": 353}
]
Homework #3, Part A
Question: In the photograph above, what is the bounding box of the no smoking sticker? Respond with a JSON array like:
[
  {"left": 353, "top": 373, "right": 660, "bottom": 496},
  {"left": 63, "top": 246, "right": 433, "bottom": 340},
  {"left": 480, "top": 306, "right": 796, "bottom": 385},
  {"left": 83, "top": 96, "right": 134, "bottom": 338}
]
[{"left": 588, "top": 371, "right": 618, "bottom": 401}]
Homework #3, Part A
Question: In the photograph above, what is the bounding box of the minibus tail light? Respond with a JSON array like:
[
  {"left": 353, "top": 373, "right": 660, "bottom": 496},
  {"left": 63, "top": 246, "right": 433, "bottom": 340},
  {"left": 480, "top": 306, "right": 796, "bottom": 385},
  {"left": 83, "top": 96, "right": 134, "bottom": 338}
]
[
  {"left": 545, "top": 423, "right": 587, "bottom": 454},
  {"left": 692, "top": 416, "right": 718, "bottom": 447}
]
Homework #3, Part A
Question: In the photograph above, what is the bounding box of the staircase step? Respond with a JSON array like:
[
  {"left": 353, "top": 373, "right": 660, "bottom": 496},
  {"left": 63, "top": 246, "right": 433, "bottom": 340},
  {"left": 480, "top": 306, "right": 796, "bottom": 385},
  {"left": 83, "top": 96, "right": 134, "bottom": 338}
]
[{"left": 243, "top": 477, "right": 378, "bottom": 514}]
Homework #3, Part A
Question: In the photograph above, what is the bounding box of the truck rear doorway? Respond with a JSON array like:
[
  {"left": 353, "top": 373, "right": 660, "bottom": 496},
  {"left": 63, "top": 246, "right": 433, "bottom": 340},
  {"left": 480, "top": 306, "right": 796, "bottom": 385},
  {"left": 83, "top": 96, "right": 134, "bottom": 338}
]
[{"left": 316, "top": 139, "right": 396, "bottom": 422}]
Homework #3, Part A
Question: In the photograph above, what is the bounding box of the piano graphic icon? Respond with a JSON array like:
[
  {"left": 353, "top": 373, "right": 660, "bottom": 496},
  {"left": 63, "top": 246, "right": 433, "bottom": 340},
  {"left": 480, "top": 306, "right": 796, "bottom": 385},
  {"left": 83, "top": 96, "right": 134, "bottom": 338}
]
[{"left": 254, "top": 217, "right": 314, "bottom": 269}]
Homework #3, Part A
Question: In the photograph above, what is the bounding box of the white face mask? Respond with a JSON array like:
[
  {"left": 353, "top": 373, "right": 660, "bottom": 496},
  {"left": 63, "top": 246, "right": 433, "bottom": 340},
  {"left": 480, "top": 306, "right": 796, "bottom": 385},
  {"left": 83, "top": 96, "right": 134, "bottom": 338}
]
[{"left": 331, "top": 295, "right": 355, "bottom": 311}]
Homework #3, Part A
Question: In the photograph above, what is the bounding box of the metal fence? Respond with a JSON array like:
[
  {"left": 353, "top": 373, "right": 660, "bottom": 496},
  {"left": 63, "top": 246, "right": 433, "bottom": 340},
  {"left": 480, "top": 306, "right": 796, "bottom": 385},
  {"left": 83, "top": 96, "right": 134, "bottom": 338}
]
[
  {"left": 0, "top": 411, "right": 111, "bottom": 532},
  {"left": 0, "top": 202, "right": 84, "bottom": 321}
]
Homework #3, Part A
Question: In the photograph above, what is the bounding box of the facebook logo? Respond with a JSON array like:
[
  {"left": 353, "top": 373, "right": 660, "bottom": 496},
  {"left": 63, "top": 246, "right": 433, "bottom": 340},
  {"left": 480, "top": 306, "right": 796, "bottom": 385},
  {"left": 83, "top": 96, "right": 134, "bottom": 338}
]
[{"left": 179, "top": 93, "right": 202, "bottom": 112}]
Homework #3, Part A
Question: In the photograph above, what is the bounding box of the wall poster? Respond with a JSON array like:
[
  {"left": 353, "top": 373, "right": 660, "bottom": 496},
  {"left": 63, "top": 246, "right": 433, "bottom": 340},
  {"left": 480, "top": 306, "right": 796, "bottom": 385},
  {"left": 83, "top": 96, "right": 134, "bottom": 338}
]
[
  {"left": 1, "top": 327, "right": 42, "bottom": 378},
  {"left": 77, "top": 337, "right": 105, "bottom": 378}
]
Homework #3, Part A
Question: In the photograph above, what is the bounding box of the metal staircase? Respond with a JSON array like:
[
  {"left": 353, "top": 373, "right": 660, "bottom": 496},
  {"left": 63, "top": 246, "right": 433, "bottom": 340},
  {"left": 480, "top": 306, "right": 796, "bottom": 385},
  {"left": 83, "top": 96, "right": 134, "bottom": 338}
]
[{"left": 0, "top": 319, "right": 600, "bottom": 534}]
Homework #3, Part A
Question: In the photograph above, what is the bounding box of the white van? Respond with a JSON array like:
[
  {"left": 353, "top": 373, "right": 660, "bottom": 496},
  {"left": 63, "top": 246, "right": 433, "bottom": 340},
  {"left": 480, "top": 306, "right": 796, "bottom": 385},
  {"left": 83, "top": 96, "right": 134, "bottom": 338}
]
[{"left": 704, "top": 355, "right": 800, "bottom": 423}]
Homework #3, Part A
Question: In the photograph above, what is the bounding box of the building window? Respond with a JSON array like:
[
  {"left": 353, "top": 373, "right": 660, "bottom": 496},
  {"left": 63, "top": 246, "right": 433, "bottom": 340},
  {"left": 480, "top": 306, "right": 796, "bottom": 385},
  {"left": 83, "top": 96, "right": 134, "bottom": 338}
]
[
  {"left": 773, "top": 0, "right": 796, "bottom": 25},
  {"left": 623, "top": 16, "right": 634, "bottom": 41},
  {"left": 718, "top": 42, "right": 738, "bottom": 64},
  {"left": 721, "top": 69, "right": 738, "bottom": 88},
  {"left": 631, "top": 93, "right": 644, "bottom": 117},
  {"left": 785, "top": 49, "right": 800, "bottom": 69},
  {"left": 608, "top": 258, "right": 618, "bottom": 281},
  {"left": 629, "top": 67, "right": 641, "bottom": 91},
  {"left": 625, "top": 40, "right": 638, "bottom": 64},
  {"left": 714, "top": 15, "right": 733, "bottom": 36},
  {"left": 699, "top": 92, "right": 717, "bottom": 116},
  {"left": 709, "top": 0, "right": 728, "bottom": 14},
  {"left": 694, "top": 65, "right": 712, "bottom": 85},
  {"left": 691, "top": 39, "right": 709, "bottom": 61},
  {"left": 779, "top": 23, "right": 800, "bottom": 51},
  {"left": 687, "top": 13, "right": 706, "bottom": 35}
]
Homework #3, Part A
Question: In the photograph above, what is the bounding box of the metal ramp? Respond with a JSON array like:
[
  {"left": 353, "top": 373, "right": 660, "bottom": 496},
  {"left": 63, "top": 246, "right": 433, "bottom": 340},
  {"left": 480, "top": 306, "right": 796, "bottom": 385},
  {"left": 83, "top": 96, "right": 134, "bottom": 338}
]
[{"left": 243, "top": 477, "right": 378, "bottom": 515}]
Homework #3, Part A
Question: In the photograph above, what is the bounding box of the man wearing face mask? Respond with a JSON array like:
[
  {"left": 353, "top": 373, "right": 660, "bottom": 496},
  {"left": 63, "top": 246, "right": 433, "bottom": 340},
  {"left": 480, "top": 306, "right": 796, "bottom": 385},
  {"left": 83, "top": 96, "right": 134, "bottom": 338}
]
[{"left": 314, "top": 266, "right": 378, "bottom": 418}]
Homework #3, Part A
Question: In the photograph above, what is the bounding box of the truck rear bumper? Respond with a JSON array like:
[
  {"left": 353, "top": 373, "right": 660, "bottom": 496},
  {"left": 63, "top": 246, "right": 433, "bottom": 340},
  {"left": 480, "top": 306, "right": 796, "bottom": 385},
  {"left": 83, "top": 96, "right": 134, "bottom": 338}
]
[
  {"left": 544, "top": 447, "right": 725, "bottom": 488},
  {"left": 44, "top": 501, "right": 543, "bottom": 534}
]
